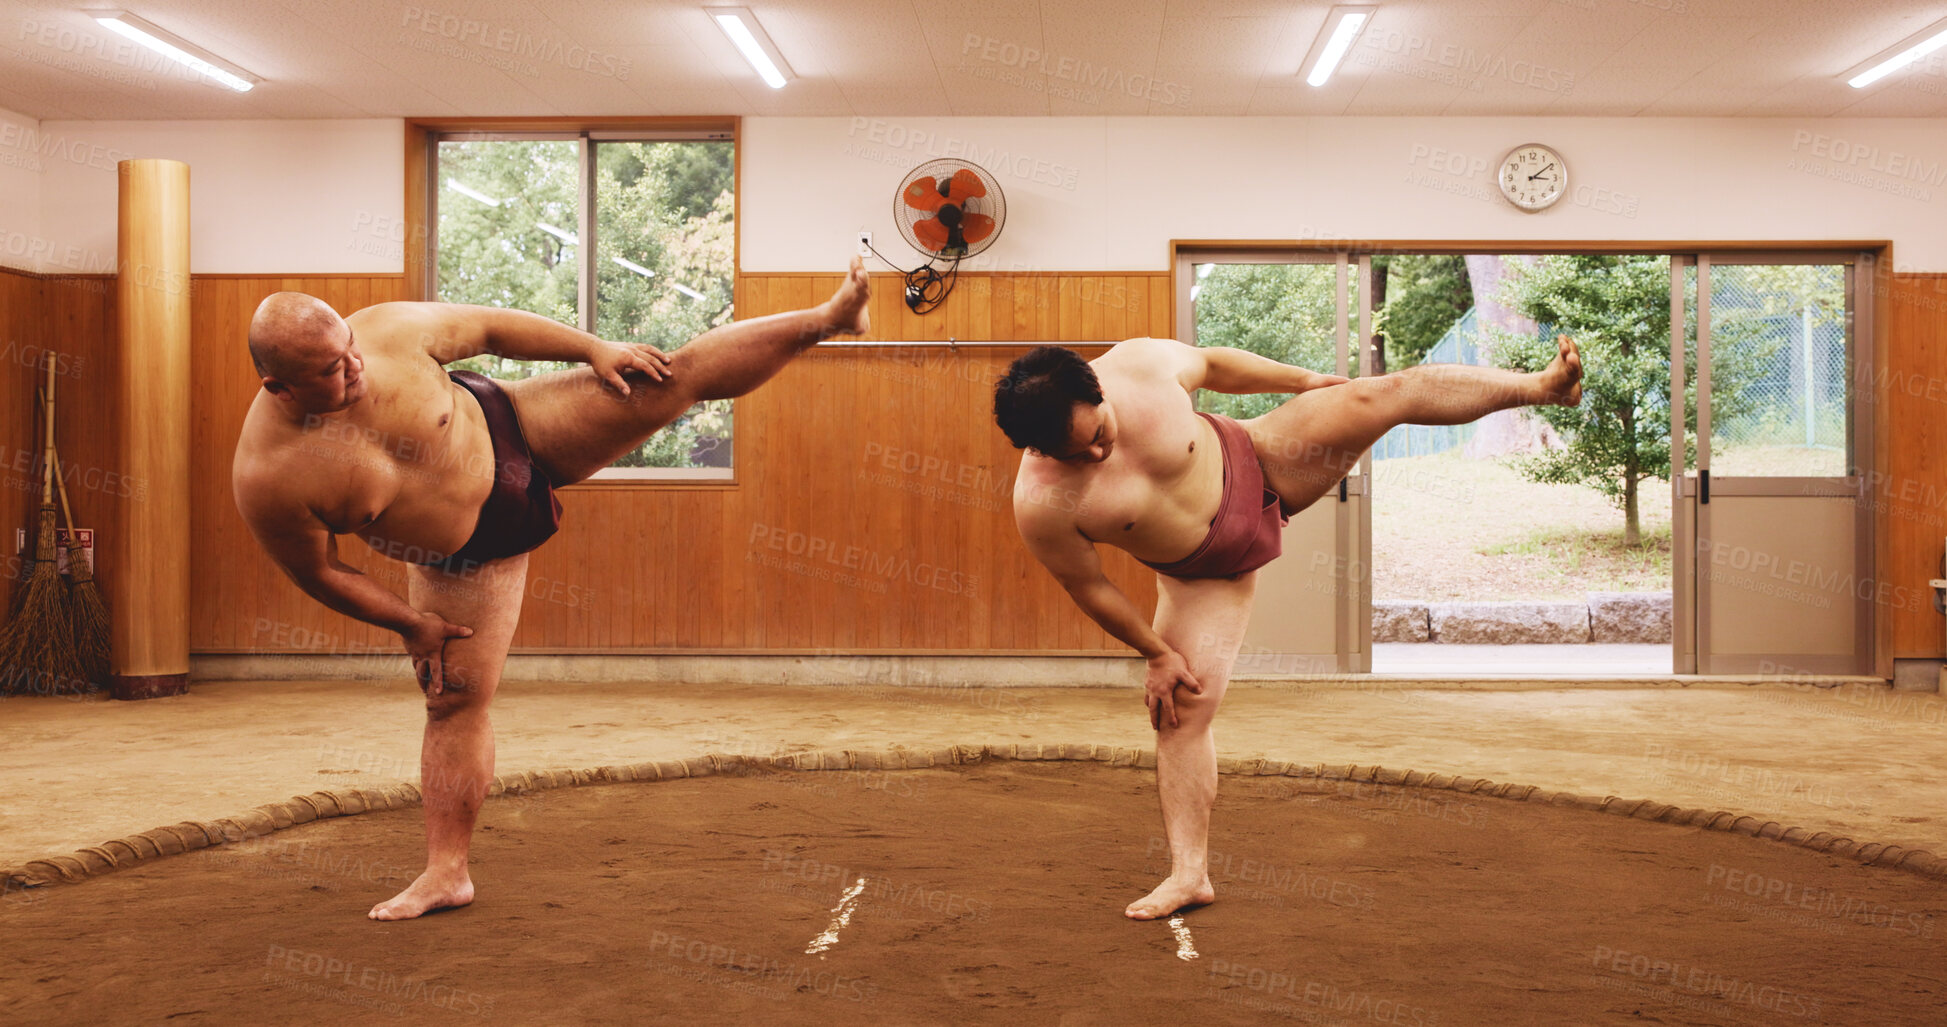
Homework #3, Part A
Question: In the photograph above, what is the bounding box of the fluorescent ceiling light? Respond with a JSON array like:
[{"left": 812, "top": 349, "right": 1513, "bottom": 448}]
[
  {"left": 705, "top": 6, "right": 793, "bottom": 89},
  {"left": 536, "top": 222, "right": 578, "bottom": 245},
  {"left": 612, "top": 256, "right": 657, "bottom": 278},
  {"left": 90, "top": 11, "right": 258, "bottom": 92},
  {"left": 1305, "top": 5, "right": 1376, "bottom": 87},
  {"left": 446, "top": 179, "right": 500, "bottom": 206},
  {"left": 670, "top": 282, "right": 706, "bottom": 300},
  {"left": 1846, "top": 18, "right": 1947, "bottom": 88}
]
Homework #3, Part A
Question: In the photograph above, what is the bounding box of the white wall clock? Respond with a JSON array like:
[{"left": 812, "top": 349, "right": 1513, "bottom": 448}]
[{"left": 1498, "top": 143, "right": 1567, "bottom": 212}]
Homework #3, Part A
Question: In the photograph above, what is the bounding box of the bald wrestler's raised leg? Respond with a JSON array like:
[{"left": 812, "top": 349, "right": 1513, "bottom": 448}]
[
  {"left": 1244, "top": 336, "right": 1583, "bottom": 514},
  {"left": 1126, "top": 570, "right": 1257, "bottom": 920},
  {"left": 368, "top": 552, "right": 528, "bottom": 921},
  {"left": 506, "top": 261, "right": 872, "bottom": 485}
]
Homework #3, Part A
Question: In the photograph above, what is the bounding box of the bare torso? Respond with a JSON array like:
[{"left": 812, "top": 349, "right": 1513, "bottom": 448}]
[
  {"left": 232, "top": 304, "right": 498, "bottom": 564},
  {"left": 1013, "top": 341, "right": 1226, "bottom": 565}
]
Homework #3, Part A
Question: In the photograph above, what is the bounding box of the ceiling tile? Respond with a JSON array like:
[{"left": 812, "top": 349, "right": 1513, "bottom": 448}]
[
  {"left": 1039, "top": 0, "right": 1167, "bottom": 115},
  {"left": 0, "top": 0, "right": 1940, "bottom": 119}
]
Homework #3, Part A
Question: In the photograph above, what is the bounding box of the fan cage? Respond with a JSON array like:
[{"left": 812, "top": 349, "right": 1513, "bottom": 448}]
[{"left": 893, "top": 159, "right": 1007, "bottom": 261}]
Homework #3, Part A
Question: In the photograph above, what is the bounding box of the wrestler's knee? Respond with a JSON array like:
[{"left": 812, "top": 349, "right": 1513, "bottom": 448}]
[
  {"left": 659, "top": 348, "right": 720, "bottom": 403},
  {"left": 1168, "top": 673, "right": 1229, "bottom": 731},
  {"left": 1347, "top": 373, "right": 1403, "bottom": 410},
  {"left": 423, "top": 667, "right": 496, "bottom": 721}
]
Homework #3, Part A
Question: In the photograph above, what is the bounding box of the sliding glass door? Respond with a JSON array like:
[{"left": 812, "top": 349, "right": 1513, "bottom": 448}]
[
  {"left": 1174, "top": 250, "right": 1370, "bottom": 673},
  {"left": 1673, "top": 254, "right": 1875, "bottom": 674}
]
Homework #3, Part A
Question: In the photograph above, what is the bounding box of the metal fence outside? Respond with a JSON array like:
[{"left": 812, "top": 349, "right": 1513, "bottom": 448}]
[
  {"left": 1708, "top": 267, "right": 1848, "bottom": 466},
  {"left": 1372, "top": 267, "right": 1848, "bottom": 468},
  {"left": 1372, "top": 308, "right": 1481, "bottom": 461}
]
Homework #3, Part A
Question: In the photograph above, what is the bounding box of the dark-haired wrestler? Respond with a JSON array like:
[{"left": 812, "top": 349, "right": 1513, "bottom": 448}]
[
  {"left": 995, "top": 336, "right": 1581, "bottom": 919},
  {"left": 232, "top": 259, "right": 871, "bottom": 920}
]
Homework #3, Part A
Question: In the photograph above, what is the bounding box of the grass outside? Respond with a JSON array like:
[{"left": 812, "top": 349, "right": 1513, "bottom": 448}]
[{"left": 1370, "top": 452, "right": 1673, "bottom": 602}]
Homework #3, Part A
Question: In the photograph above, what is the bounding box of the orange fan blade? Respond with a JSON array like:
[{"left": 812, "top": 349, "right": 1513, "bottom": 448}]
[
  {"left": 942, "top": 168, "right": 988, "bottom": 203},
  {"left": 903, "top": 177, "right": 947, "bottom": 212},
  {"left": 912, "top": 217, "right": 951, "bottom": 252},
  {"left": 960, "top": 213, "right": 996, "bottom": 245}
]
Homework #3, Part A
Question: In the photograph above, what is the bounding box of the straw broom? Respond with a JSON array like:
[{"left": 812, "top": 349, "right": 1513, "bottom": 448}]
[
  {"left": 0, "top": 359, "right": 86, "bottom": 697},
  {"left": 52, "top": 448, "right": 110, "bottom": 691}
]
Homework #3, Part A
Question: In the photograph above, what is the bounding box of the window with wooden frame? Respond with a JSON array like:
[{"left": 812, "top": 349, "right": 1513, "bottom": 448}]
[{"left": 408, "top": 119, "right": 738, "bottom": 481}]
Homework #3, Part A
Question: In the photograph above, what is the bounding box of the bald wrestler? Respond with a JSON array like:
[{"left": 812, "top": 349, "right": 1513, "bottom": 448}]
[
  {"left": 994, "top": 336, "right": 1581, "bottom": 919},
  {"left": 232, "top": 259, "right": 871, "bottom": 920}
]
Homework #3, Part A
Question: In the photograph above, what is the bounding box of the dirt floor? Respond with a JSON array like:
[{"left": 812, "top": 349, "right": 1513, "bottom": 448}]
[
  {"left": 5, "top": 762, "right": 1942, "bottom": 1026},
  {"left": 7, "top": 680, "right": 1945, "bottom": 878}
]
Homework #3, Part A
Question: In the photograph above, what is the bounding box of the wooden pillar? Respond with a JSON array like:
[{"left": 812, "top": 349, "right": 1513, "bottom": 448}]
[{"left": 111, "top": 159, "right": 191, "bottom": 700}]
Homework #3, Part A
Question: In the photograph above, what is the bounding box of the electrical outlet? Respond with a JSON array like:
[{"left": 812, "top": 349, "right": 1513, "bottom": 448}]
[{"left": 857, "top": 231, "right": 872, "bottom": 257}]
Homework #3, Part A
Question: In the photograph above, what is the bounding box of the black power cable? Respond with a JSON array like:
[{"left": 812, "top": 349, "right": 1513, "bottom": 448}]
[{"left": 863, "top": 237, "right": 961, "bottom": 316}]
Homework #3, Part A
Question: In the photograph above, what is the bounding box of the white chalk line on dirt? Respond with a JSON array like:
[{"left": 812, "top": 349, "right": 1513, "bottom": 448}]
[
  {"left": 1168, "top": 916, "right": 1198, "bottom": 960},
  {"left": 806, "top": 877, "right": 868, "bottom": 956}
]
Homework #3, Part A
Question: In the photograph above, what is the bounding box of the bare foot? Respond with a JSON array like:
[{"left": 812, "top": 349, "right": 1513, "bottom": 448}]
[
  {"left": 1124, "top": 876, "right": 1215, "bottom": 920},
  {"left": 1540, "top": 334, "right": 1583, "bottom": 406},
  {"left": 824, "top": 255, "right": 871, "bottom": 337},
  {"left": 368, "top": 869, "right": 474, "bottom": 921}
]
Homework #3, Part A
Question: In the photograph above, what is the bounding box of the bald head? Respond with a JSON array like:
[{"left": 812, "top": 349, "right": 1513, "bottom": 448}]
[{"left": 248, "top": 292, "right": 344, "bottom": 380}]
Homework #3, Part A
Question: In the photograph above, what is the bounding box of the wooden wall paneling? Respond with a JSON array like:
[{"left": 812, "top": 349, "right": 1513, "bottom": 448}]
[
  {"left": 1124, "top": 274, "right": 1147, "bottom": 337},
  {"left": 775, "top": 313, "right": 807, "bottom": 652},
  {"left": 738, "top": 275, "right": 771, "bottom": 649},
  {"left": 822, "top": 342, "right": 848, "bottom": 652},
  {"left": 1137, "top": 276, "right": 1168, "bottom": 337},
  {"left": 966, "top": 348, "right": 999, "bottom": 649},
  {"left": 38, "top": 277, "right": 120, "bottom": 642},
  {"left": 670, "top": 489, "right": 695, "bottom": 649},
  {"left": 1078, "top": 277, "right": 1105, "bottom": 342},
  {"left": 608, "top": 489, "right": 636, "bottom": 650},
  {"left": 693, "top": 491, "right": 724, "bottom": 649},
  {"left": 1885, "top": 274, "right": 1947, "bottom": 658},
  {"left": 895, "top": 349, "right": 921, "bottom": 649},
  {"left": 578, "top": 497, "right": 602, "bottom": 649},
  {"left": 964, "top": 277, "right": 992, "bottom": 340},
  {"left": 717, "top": 428, "right": 746, "bottom": 651},
  {"left": 648, "top": 490, "right": 674, "bottom": 649},
  {"left": 190, "top": 275, "right": 235, "bottom": 649},
  {"left": 1108, "top": 275, "right": 1129, "bottom": 339},
  {"left": 576, "top": 497, "right": 600, "bottom": 649},
  {"left": 602, "top": 491, "right": 633, "bottom": 649},
  {"left": 824, "top": 350, "right": 855, "bottom": 650},
  {"left": 1058, "top": 278, "right": 1082, "bottom": 342},
  {"left": 808, "top": 280, "right": 839, "bottom": 651},
  {"left": 1014, "top": 279, "right": 1036, "bottom": 340},
  {"left": 1, "top": 269, "right": 42, "bottom": 616},
  {"left": 1033, "top": 277, "right": 1055, "bottom": 338},
  {"left": 865, "top": 273, "right": 898, "bottom": 343}
]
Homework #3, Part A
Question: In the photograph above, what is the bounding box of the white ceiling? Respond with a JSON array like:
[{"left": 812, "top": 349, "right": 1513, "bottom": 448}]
[{"left": 1, "top": 0, "right": 1945, "bottom": 120}]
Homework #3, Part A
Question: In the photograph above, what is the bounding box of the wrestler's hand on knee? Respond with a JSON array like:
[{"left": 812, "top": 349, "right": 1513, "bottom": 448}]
[
  {"left": 403, "top": 611, "right": 474, "bottom": 696},
  {"left": 590, "top": 340, "right": 674, "bottom": 396},
  {"left": 1144, "top": 649, "right": 1203, "bottom": 731}
]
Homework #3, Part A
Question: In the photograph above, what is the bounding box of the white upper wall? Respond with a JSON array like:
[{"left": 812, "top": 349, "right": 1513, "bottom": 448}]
[
  {"left": 0, "top": 106, "right": 46, "bottom": 272},
  {"left": 6, "top": 115, "right": 1946, "bottom": 277},
  {"left": 31, "top": 119, "right": 402, "bottom": 275},
  {"left": 742, "top": 117, "right": 1947, "bottom": 273}
]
